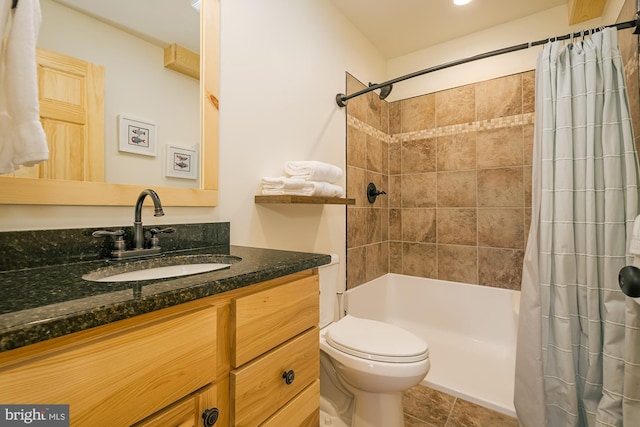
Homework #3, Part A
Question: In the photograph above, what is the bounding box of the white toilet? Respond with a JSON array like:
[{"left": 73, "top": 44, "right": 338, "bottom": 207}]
[{"left": 318, "top": 256, "right": 430, "bottom": 427}]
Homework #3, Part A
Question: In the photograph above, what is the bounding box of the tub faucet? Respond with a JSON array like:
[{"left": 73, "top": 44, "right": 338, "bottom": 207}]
[{"left": 134, "top": 189, "right": 164, "bottom": 250}]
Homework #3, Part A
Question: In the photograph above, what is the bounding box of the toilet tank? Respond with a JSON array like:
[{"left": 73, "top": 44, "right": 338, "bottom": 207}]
[{"left": 319, "top": 254, "right": 341, "bottom": 328}]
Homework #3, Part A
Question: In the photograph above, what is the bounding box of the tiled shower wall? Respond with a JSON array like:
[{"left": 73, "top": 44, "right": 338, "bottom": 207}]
[
  {"left": 346, "top": 3, "right": 640, "bottom": 291},
  {"left": 346, "top": 72, "right": 534, "bottom": 290}
]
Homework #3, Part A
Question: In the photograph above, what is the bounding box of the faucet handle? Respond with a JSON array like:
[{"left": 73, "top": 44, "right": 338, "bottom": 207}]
[
  {"left": 148, "top": 227, "right": 175, "bottom": 249},
  {"left": 92, "top": 229, "right": 126, "bottom": 252},
  {"left": 149, "top": 227, "right": 176, "bottom": 236}
]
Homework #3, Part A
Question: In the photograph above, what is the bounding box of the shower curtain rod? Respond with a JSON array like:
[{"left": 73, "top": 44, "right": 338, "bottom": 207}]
[{"left": 335, "top": 16, "right": 640, "bottom": 107}]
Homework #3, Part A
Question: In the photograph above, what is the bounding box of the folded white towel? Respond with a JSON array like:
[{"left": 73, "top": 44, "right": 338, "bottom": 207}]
[
  {"left": 261, "top": 176, "right": 309, "bottom": 190},
  {"left": 262, "top": 181, "right": 344, "bottom": 197},
  {"left": 284, "top": 161, "right": 343, "bottom": 183}
]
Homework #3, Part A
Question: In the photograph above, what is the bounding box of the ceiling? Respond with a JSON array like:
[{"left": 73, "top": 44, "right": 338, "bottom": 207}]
[
  {"left": 51, "top": 0, "right": 573, "bottom": 60},
  {"left": 329, "top": 0, "right": 569, "bottom": 58},
  {"left": 51, "top": 0, "right": 200, "bottom": 52}
]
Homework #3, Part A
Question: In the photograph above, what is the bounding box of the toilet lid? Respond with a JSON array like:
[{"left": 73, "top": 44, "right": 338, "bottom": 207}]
[{"left": 325, "top": 315, "right": 429, "bottom": 363}]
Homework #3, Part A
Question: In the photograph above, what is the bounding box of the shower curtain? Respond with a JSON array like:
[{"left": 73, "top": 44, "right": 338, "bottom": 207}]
[{"left": 514, "top": 28, "right": 640, "bottom": 427}]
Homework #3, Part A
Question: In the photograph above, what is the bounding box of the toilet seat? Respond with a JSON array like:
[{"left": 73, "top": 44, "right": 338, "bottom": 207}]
[{"left": 324, "top": 315, "right": 429, "bottom": 363}]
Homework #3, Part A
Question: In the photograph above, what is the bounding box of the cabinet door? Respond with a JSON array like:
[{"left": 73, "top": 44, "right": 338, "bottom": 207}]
[{"left": 0, "top": 306, "right": 217, "bottom": 426}]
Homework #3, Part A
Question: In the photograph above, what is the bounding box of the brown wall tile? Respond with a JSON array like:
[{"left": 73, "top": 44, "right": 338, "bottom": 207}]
[
  {"left": 478, "top": 247, "right": 524, "bottom": 289},
  {"left": 477, "top": 167, "right": 523, "bottom": 207},
  {"left": 367, "top": 208, "right": 382, "bottom": 244},
  {"left": 347, "top": 207, "right": 367, "bottom": 248},
  {"left": 476, "top": 126, "right": 524, "bottom": 169},
  {"left": 389, "top": 101, "right": 402, "bottom": 135},
  {"left": 366, "top": 242, "right": 387, "bottom": 282},
  {"left": 438, "top": 245, "right": 478, "bottom": 283},
  {"left": 389, "top": 241, "right": 403, "bottom": 274},
  {"left": 403, "top": 243, "right": 437, "bottom": 278},
  {"left": 347, "top": 246, "right": 366, "bottom": 288},
  {"left": 401, "top": 95, "right": 436, "bottom": 132},
  {"left": 476, "top": 74, "right": 522, "bottom": 120},
  {"left": 367, "top": 135, "right": 383, "bottom": 173},
  {"left": 402, "top": 138, "right": 437, "bottom": 173},
  {"left": 389, "top": 175, "right": 402, "bottom": 208},
  {"left": 402, "top": 208, "right": 436, "bottom": 243},
  {"left": 347, "top": 125, "right": 367, "bottom": 169},
  {"left": 437, "top": 170, "right": 477, "bottom": 207},
  {"left": 477, "top": 208, "right": 524, "bottom": 249},
  {"left": 389, "top": 208, "right": 402, "bottom": 241},
  {"left": 436, "top": 85, "right": 476, "bottom": 126},
  {"left": 402, "top": 173, "right": 438, "bottom": 208},
  {"left": 389, "top": 141, "right": 402, "bottom": 175},
  {"left": 522, "top": 70, "right": 536, "bottom": 114},
  {"left": 347, "top": 166, "right": 366, "bottom": 207},
  {"left": 438, "top": 245, "right": 478, "bottom": 284},
  {"left": 437, "top": 208, "right": 477, "bottom": 245},
  {"left": 523, "top": 124, "right": 534, "bottom": 166},
  {"left": 346, "top": 74, "right": 367, "bottom": 123},
  {"left": 437, "top": 132, "right": 477, "bottom": 172}
]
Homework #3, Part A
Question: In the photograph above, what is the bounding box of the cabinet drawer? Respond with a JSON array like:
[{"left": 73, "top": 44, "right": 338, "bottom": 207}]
[
  {"left": 231, "top": 274, "right": 318, "bottom": 367},
  {"left": 133, "top": 384, "right": 218, "bottom": 427},
  {"left": 261, "top": 380, "right": 320, "bottom": 427},
  {"left": 230, "top": 328, "right": 319, "bottom": 427},
  {"left": 0, "top": 306, "right": 217, "bottom": 426}
]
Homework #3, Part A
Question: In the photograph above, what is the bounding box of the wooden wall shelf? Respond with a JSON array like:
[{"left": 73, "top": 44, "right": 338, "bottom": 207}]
[{"left": 255, "top": 195, "right": 355, "bottom": 205}]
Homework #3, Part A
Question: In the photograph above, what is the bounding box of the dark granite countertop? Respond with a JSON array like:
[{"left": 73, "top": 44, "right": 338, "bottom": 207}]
[{"left": 0, "top": 245, "right": 331, "bottom": 353}]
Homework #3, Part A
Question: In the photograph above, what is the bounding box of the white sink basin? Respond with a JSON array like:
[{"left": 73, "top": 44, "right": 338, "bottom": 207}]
[
  {"left": 82, "top": 254, "right": 241, "bottom": 283},
  {"left": 85, "top": 263, "right": 231, "bottom": 282}
]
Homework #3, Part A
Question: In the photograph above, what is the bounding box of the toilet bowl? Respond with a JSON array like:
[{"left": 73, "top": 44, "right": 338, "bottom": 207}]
[{"left": 319, "top": 256, "right": 430, "bottom": 427}]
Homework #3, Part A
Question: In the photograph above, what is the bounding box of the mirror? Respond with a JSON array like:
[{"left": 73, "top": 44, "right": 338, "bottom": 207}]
[{"left": 0, "top": 0, "right": 219, "bottom": 206}]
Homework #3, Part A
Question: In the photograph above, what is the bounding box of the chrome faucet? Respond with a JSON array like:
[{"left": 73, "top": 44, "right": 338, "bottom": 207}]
[{"left": 133, "top": 189, "right": 164, "bottom": 250}]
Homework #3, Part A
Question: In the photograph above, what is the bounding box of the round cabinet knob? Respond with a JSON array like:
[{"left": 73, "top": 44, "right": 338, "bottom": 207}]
[
  {"left": 202, "top": 407, "right": 219, "bottom": 427},
  {"left": 282, "top": 369, "right": 295, "bottom": 385}
]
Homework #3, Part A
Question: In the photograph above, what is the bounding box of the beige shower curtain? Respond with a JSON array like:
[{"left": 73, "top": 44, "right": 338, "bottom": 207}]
[{"left": 514, "top": 28, "right": 640, "bottom": 427}]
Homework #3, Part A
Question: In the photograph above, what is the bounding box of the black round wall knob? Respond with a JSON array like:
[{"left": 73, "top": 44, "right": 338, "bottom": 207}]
[{"left": 282, "top": 369, "right": 295, "bottom": 385}]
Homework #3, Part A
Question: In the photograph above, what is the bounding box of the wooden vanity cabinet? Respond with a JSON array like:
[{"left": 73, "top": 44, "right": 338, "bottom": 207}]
[
  {"left": 230, "top": 273, "right": 320, "bottom": 427},
  {"left": 0, "top": 269, "right": 320, "bottom": 427},
  {"left": 0, "top": 301, "right": 219, "bottom": 426}
]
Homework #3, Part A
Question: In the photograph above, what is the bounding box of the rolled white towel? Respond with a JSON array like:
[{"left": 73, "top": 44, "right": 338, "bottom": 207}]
[
  {"left": 284, "top": 161, "right": 343, "bottom": 183},
  {"left": 261, "top": 176, "right": 309, "bottom": 190}
]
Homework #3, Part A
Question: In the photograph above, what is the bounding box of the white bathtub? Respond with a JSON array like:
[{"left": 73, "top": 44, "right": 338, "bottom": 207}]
[{"left": 345, "top": 273, "right": 520, "bottom": 417}]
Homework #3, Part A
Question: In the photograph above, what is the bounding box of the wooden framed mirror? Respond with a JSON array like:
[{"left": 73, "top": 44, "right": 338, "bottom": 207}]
[{"left": 0, "top": 0, "right": 219, "bottom": 207}]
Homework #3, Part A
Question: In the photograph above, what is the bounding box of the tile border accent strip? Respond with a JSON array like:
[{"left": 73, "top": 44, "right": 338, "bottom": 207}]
[{"left": 348, "top": 112, "right": 535, "bottom": 144}]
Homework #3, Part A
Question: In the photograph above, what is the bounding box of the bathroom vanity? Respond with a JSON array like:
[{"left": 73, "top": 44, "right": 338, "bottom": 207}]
[{"left": 0, "top": 224, "right": 328, "bottom": 426}]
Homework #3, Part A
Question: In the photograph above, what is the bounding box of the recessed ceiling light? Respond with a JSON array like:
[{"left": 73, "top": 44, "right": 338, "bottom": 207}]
[{"left": 454, "top": 0, "right": 472, "bottom": 5}]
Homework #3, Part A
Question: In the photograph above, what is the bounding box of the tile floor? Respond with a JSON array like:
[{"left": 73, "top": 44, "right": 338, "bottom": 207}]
[{"left": 403, "top": 385, "right": 519, "bottom": 427}]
